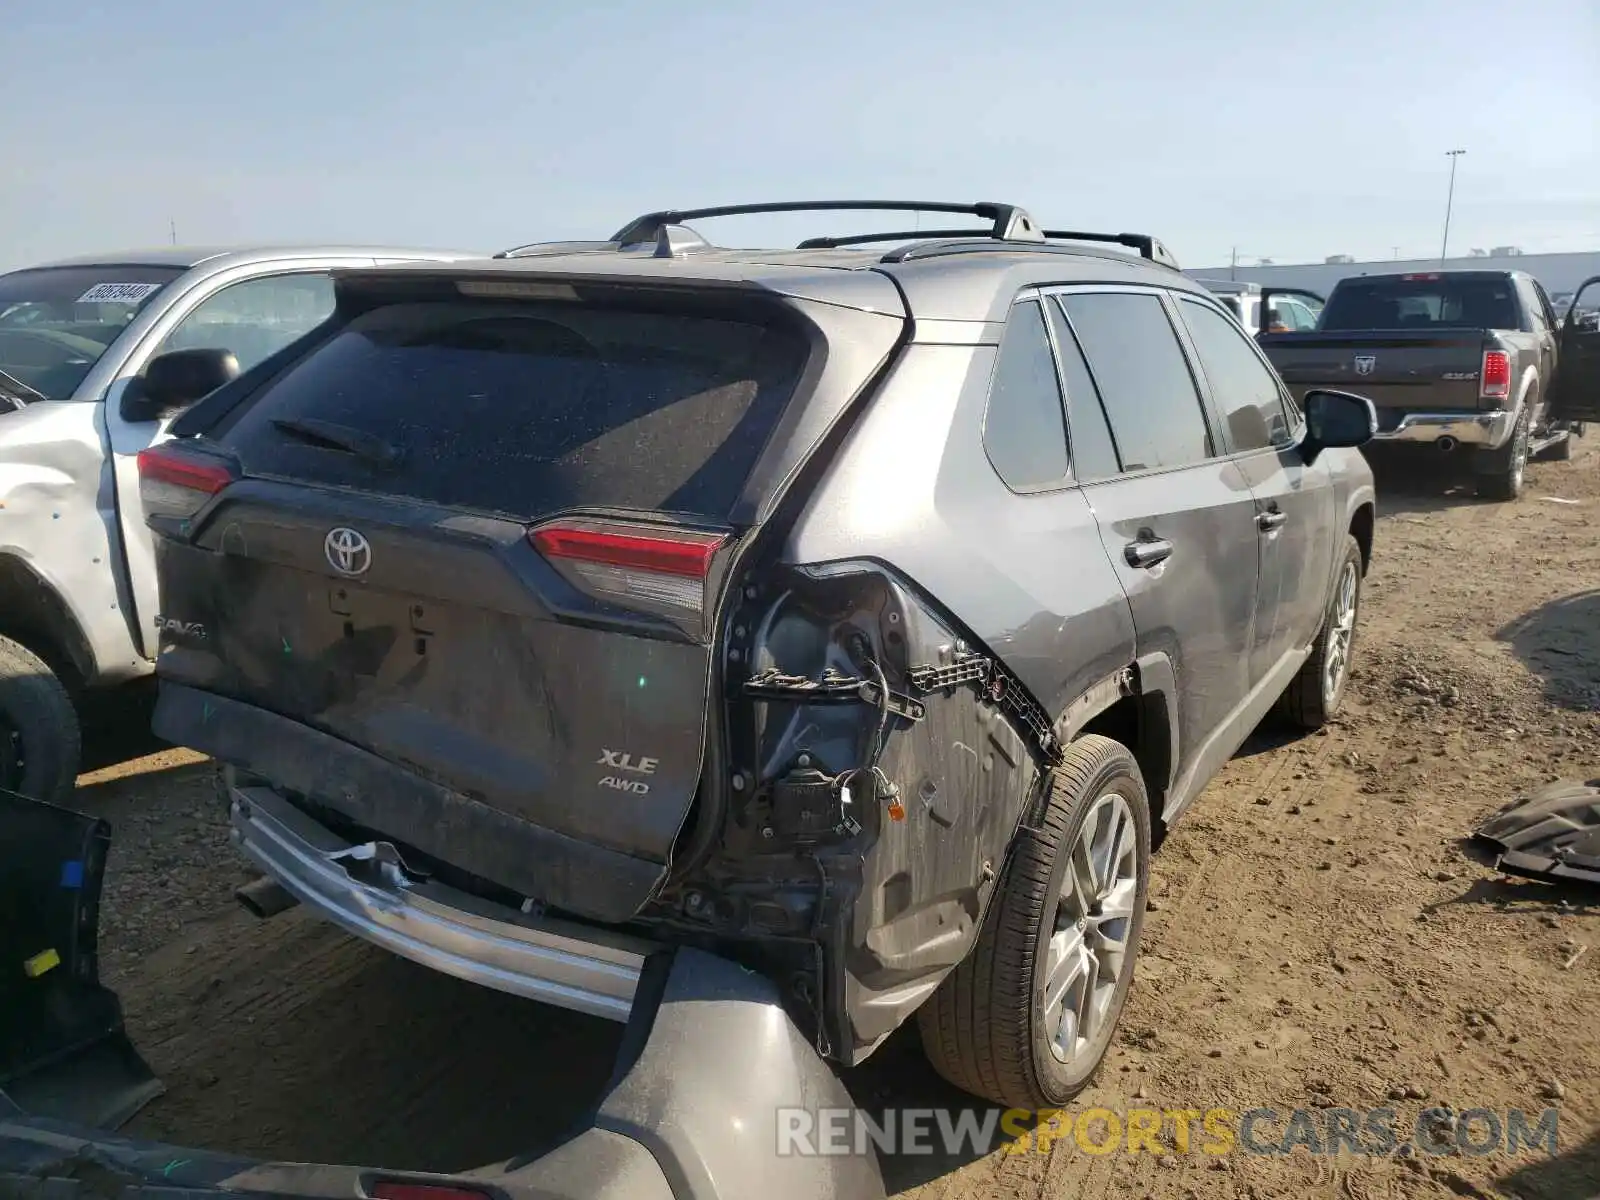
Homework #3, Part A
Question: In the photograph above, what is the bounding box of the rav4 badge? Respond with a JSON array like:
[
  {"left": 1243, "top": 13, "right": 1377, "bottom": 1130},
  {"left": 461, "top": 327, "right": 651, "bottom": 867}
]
[{"left": 154, "top": 615, "right": 207, "bottom": 640}]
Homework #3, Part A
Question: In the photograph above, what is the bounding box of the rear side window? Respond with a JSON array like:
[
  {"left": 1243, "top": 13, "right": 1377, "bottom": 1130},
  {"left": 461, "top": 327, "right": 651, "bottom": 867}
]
[
  {"left": 1044, "top": 300, "right": 1121, "bottom": 482},
  {"left": 1177, "top": 298, "right": 1293, "bottom": 452},
  {"left": 1319, "top": 277, "right": 1520, "bottom": 331},
  {"left": 982, "top": 300, "right": 1070, "bottom": 491},
  {"left": 1058, "top": 292, "right": 1213, "bottom": 472},
  {"left": 217, "top": 300, "right": 809, "bottom": 522}
]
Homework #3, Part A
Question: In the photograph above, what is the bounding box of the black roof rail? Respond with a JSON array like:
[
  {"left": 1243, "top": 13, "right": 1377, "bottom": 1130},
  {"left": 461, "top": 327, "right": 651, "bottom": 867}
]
[
  {"left": 609, "top": 201, "right": 1046, "bottom": 247},
  {"left": 1041, "top": 229, "right": 1180, "bottom": 270},
  {"left": 500, "top": 203, "right": 1181, "bottom": 271},
  {"left": 493, "top": 239, "right": 617, "bottom": 260},
  {"left": 803, "top": 229, "right": 1181, "bottom": 271},
  {"left": 795, "top": 229, "right": 995, "bottom": 249}
]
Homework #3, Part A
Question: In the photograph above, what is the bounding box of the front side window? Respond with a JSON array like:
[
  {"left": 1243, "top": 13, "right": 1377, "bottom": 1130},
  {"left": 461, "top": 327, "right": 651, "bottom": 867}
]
[
  {"left": 0, "top": 264, "right": 184, "bottom": 401},
  {"left": 981, "top": 299, "right": 1071, "bottom": 491},
  {"left": 1267, "top": 298, "right": 1317, "bottom": 332},
  {"left": 1057, "top": 291, "right": 1214, "bottom": 472},
  {"left": 1178, "top": 297, "right": 1294, "bottom": 452},
  {"left": 157, "top": 273, "right": 337, "bottom": 373}
]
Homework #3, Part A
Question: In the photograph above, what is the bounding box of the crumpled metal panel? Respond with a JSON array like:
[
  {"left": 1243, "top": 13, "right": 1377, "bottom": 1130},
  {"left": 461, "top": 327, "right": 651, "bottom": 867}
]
[{"left": 1473, "top": 778, "right": 1600, "bottom": 886}]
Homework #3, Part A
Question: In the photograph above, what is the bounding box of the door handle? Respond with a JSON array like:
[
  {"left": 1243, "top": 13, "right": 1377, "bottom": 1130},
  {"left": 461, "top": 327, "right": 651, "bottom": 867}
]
[
  {"left": 1124, "top": 537, "right": 1174, "bottom": 569},
  {"left": 1257, "top": 508, "right": 1288, "bottom": 532}
]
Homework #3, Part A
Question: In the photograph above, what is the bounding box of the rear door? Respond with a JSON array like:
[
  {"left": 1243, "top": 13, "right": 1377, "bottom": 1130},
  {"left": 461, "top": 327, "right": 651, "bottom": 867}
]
[
  {"left": 1173, "top": 294, "right": 1336, "bottom": 687},
  {"left": 150, "top": 279, "right": 898, "bottom": 922},
  {"left": 1049, "top": 288, "right": 1260, "bottom": 783},
  {"left": 1550, "top": 276, "right": 1600, "bottom": 422}
]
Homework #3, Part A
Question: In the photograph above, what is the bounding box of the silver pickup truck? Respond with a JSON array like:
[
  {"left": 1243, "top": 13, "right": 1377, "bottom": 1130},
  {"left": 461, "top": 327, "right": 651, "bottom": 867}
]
[
  {"left": 0, "top": 244, "right": 476, "bottom": 799},
  {"left": 1259, "top": 269, "right": 1600, "bottom": 500}
]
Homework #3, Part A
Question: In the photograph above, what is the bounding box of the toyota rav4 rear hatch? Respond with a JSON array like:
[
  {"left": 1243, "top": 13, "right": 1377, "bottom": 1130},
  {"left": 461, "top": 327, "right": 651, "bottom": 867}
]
[{"left": 142, "top": 265, "right": 905, "bottom": 923}]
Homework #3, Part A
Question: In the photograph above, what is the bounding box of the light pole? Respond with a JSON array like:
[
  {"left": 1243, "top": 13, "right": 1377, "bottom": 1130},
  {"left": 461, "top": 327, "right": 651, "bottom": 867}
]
[
  {"left": 1440, "top": 149, "right": 1466, "bottom": 265},
  {"left": 1229, "top": 247, "right": 1273, "bottom": 280}
]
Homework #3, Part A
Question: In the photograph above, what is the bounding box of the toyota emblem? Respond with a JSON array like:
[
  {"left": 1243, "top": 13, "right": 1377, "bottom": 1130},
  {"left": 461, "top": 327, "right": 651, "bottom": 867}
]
[{"left": 324, "top": 527, "right": 372, "bottom": 577}]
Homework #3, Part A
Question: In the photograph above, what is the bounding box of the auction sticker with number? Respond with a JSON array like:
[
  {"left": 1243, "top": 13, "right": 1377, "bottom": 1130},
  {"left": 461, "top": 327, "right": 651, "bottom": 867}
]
[{"left": 77, "top": 283, "right": 164, "bottom": 304}]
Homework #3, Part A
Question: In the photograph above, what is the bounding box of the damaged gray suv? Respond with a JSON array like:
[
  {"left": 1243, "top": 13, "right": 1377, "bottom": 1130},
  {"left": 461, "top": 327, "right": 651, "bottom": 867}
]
[{"left": 139, "top": 200, "right": 1377, "bottom": 1109}]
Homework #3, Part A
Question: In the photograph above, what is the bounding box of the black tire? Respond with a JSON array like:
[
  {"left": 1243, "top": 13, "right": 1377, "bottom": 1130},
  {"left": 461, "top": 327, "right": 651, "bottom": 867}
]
[
  {"left": 1277, "top": 534, "right": 1363, "bottom": 731},
  {"left": 0, "top": 634, "right": 82, "bottom": 804},
  {"left": 1475, "top": 406, "right": 1532, "bottom": 501},
  {"left": 918, "top": 734, "right": 1150, "bottom": 1109}
]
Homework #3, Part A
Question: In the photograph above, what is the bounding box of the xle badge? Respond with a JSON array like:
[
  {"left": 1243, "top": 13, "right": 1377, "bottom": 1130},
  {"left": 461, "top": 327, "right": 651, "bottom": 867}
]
[{"left": 597, "top": 749, "right": 658, "bottom": 796}]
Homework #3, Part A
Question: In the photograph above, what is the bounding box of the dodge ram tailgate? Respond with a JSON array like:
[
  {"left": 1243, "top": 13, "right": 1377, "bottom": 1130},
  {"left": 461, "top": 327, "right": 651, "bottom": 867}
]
[{"left": 1258, "top": 328, "right": 1495, "bottom": 418}]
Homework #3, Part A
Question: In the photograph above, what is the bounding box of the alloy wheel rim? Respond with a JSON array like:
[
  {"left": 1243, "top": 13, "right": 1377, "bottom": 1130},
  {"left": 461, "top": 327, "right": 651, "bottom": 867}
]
[
  {"left": 1511, "top": 420, "right": 1529, "bottom": 490},
  {"left": 1044, "top": 790, "right": 1140, "bottom": 1065},
  {"left": 1322, "top": 560, "right": 1359, "bottom": 703}
]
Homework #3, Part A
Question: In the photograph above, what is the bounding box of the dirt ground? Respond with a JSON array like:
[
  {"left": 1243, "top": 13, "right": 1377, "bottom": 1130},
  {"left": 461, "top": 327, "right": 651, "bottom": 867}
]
[{"left": 66, "top": 438, "right": 1600, "bottom": 1200}]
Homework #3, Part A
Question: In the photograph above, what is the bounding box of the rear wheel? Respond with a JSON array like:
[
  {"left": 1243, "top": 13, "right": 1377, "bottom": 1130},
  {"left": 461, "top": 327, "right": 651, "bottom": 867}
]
[
  {"left": 1475, "top": 405, "right": 1532, "bottom": 500},
  {"left": 0, "top": 634, "right": 82, "bottom": 804},
  {"left": 918, "top": 734, "right": 1150, "bottom": 1108},
  {"left": 1277, "top": 534, "right": 1363, "bottom": 731}
]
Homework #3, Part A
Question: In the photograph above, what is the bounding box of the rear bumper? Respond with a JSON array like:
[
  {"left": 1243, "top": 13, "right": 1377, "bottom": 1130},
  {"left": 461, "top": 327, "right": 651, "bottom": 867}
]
[
  {"left": 1368, "top": 409, "right": 1513, "bottom": 448},
  {"left": 231, "top": 784, "right": 652, "bottom": 1022},
  {"left": 1, "top": 791, "right": 886, "bottom": 1200},
  {"left": 0, "top": 947, "right": 886, "bottom": 1200}
]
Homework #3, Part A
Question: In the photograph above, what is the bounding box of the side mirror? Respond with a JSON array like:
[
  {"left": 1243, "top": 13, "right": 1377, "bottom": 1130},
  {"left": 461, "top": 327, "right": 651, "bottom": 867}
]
[
  {"left": 1301, "top": 389, "right": 1377, "bottom": 465},
  {"left": 121, "top": 348, "right": 241, "bottom": 423}
]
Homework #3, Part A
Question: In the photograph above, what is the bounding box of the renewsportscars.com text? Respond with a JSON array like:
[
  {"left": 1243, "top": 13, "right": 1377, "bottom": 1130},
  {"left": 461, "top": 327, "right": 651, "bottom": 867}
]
[{"left": 776, "top": 1105, "right": 1560, "bottom": 1159}]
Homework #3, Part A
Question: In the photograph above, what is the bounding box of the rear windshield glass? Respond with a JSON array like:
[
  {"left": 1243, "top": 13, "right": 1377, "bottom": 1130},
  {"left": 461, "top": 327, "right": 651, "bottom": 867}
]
[
  {"left": 217, "top": 300, "right": 810, "bottom": 522},
  {"left": 1319, "top": 278, "right": 1519, "bottom": 331}
]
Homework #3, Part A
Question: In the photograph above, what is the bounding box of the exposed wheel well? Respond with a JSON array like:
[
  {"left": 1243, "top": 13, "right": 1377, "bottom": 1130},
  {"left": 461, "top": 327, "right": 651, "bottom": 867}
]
[
  {"left": 1076, "top": 691, "right": 1173, "bottom": 832},
  {"left": 1349, "top": 503, "right": 1374, "bottom": 575},
  {"left": 0, "top": 556, "right": 93, "bottom": 692}
]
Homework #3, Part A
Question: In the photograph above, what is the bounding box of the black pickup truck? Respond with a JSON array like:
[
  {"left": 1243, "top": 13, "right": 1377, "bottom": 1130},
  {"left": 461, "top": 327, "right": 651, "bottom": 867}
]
[{"left": 1260, "top": 270, "right": 1600, "bottom": 500}]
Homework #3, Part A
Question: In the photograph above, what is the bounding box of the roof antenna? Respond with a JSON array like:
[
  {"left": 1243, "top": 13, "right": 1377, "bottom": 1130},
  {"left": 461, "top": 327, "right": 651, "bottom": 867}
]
[{"left": 169, "top": 218, "right": 177, "bottom": 246}]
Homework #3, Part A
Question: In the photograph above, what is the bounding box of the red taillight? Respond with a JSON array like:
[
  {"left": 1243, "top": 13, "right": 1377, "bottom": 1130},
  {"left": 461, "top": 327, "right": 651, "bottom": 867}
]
[
  {"left": 532, "top": 525, "right": 724, "bottom": 578},
  {"left": 1480, "top": 350, "right": 1511, "bottom": 399},
  {"left": 136, "top": 443, "right": 235, "bottom": 521},
  {"left": 369, "top": 1182, "right": 491, "bottom": 1200},
  {"left": 1401, "top": 272, "right": 1442, "bottom": 281},
  {"left": 529, "top": 519, "right": 727, "bottom": 627}
]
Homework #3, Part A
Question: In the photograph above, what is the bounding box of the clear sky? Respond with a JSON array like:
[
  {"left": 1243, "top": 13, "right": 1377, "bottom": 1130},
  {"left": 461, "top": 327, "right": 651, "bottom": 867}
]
[{"left": 4, "top": 0, "right": 1596, "bottom": 272}]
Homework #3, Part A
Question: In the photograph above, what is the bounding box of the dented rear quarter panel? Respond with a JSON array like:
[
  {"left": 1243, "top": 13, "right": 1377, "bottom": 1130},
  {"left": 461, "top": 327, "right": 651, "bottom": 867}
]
[
  {"left": 783, "top": 337, "right": 1138, "bottom": 750},
  {"left": 772, "top": 332, "right": 1139, "bottom": 1058}
]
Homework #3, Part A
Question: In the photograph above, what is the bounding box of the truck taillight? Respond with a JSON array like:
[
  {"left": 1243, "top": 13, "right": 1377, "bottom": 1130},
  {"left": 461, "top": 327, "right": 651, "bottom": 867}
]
[
  {"left": 529, "top": 519, "right": 728, "bottom": 628},
  {"left": 1480, "top": 350, "right": 1511, "bottom": 400},
  {"left": 136, "top": 443, "right": 236, "bottom": 521}
]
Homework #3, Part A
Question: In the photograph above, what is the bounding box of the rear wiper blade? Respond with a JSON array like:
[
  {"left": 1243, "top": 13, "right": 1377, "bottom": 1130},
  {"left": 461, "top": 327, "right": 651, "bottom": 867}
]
[{"left": 269, "top": 417, "right": 402, "bottom": 468}]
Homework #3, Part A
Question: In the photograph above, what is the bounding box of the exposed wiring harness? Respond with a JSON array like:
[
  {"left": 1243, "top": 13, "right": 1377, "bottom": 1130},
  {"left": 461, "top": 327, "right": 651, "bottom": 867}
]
[{"left": 833, "top": 656, "right": 901, "bottom": 821}]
